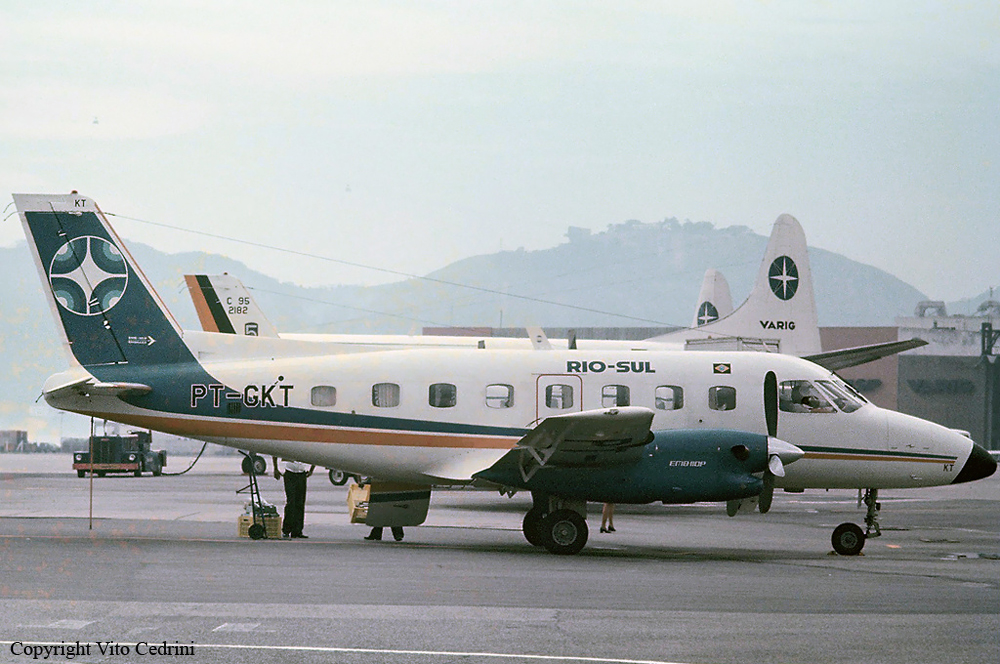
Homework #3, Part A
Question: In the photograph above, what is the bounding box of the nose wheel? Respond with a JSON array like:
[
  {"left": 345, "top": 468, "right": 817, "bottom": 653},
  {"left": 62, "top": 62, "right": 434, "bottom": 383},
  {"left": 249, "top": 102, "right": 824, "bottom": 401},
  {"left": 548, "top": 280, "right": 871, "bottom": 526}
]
[{"left": 832, "top": 488, "right": 881, "bottom": 556}]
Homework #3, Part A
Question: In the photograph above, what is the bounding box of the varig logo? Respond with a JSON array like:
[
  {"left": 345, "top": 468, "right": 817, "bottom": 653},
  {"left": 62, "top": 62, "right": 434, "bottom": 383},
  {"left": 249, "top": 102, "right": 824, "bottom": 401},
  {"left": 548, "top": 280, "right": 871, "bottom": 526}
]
[
  {"left": 768, "top": 255, "right": 798, "bottom": 301},
  {"left": 49, "top": 237, "right": 128, "bottom": 316},
  {"left": 696, "top": 301, "right": 719, "bottom": 326}
]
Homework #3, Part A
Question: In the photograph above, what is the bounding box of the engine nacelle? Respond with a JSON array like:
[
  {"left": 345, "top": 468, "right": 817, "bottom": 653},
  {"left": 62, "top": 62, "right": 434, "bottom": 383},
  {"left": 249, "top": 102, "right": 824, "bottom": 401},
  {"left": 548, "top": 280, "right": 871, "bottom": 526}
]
[{"left": 497, "top": 429, "right": 769, "bottom": 505}]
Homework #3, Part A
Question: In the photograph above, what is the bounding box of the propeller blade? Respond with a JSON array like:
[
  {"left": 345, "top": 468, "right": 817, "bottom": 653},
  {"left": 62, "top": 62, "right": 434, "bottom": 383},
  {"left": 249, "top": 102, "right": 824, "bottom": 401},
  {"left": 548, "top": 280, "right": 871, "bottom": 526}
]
[
  {"left": 759, "top": 473, "right": 774, "bottom": 513},
  {"left": 768, "top": 453, "right": 786, "bottom": 477},
  {"left": 764, "top": 370, "right": 778, "bottom": 438}
]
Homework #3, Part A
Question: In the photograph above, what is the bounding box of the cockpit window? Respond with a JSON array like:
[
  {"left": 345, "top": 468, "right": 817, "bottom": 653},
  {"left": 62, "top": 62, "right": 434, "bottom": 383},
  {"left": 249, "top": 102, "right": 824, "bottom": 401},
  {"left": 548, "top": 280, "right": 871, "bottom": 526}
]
[
  {"left": 816, "top": 379, "right": 864, "bottom": 413},
  {"left": 779, "top": 380, "right": 835, "bottom": 413},
  {"left": 831, "top": 376, "right": 869, "bottom": 404}
]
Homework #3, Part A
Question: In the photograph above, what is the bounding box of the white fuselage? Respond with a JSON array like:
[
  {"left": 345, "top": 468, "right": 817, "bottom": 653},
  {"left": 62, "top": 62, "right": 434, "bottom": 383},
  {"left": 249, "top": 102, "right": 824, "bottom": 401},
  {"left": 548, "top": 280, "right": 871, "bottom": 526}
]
[{"left": 46, "top": 344, "right": 975, "bottom": 493}]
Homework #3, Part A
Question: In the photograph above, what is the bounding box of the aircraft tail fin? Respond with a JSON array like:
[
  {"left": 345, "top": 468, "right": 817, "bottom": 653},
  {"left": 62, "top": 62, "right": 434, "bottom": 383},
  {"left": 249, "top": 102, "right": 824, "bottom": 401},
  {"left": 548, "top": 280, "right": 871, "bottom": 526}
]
[
  {"left": 698, "top": 214, "right": 820, "bottom": 355},
  {"left": 648, "top": 214, "right": 821, "bottom": 356},
  {"left": 14, "top": 193, "right": 196, "bottom": 369},
  {"left": 691, "top": 269, "right": 734, "bottom": 328},
  {"left": 184, "top": 273, "right": 280, "bottom": 338}
]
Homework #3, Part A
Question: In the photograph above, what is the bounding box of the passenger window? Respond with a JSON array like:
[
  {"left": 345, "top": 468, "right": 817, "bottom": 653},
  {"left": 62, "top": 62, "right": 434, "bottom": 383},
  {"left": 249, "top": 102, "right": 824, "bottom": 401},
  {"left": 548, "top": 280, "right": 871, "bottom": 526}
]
[
  {"left": 817, "top": 380, "right": 863, "bottom": 413},
  {"left": 310, "top": 385, "right": 337, "bottom": 407},
  {"left": 708, "top": 386, "right": 736, "bottom": 411},
  {"left": 372, "top": 382, "right": 400, "bottom": 408},
  {"left": 546, "top": 384, "right": 574, "bottom": 409},
  {"left": 602, "top": 385, "right": 630, "bottom": 407},
  {"left": 429, "top": 383, "right": 457, "bottom": 408},
  {"left": 655, "top": 385, "right": 684, "bottom": 410},
  {"left": 485, "top": 384, "right": 514, "bottom": 409},
  {"left": 779, "top": 380, "right": 835, "bottom": 413}
]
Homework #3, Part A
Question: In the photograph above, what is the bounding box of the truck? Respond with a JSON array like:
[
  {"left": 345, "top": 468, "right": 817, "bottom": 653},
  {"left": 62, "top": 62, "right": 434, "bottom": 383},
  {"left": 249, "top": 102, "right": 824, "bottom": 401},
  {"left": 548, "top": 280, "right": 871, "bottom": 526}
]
[{"left": 73, "top": 431, "right": 167, "bottom": 477}]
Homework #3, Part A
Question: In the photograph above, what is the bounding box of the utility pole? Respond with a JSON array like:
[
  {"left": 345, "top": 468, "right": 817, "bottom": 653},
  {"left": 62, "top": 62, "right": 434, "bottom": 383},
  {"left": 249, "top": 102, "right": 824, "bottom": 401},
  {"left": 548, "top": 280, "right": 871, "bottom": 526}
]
[{"left": 982, "top": 322, "right": 1000, "bottom": 450}]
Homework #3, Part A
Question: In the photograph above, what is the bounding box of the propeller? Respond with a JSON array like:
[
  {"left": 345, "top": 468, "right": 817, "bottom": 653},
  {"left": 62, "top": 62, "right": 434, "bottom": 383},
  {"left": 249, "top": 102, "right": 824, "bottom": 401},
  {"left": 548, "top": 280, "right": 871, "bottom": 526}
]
[
  {"left": 759, "top": 370, "right": 780, "bottom": 513},
  {"left": 726, "top": 371, "right": 803, "bottom": 517}
]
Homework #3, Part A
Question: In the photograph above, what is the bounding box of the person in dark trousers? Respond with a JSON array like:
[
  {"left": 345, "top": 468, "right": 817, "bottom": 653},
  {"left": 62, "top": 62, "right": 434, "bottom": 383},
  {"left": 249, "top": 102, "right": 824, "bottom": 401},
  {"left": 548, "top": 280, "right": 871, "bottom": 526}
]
[
  {"left": 273, "top": 457, "right": 315, "bottom": 538},
  {"left": 365, "top": 526, "right": 404, "bottom": 541}
]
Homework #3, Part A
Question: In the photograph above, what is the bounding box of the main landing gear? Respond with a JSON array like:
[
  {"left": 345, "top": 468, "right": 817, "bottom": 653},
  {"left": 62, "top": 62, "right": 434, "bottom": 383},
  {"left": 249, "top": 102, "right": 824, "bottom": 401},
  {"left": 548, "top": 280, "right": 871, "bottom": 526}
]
[
  {"left": 522, "top": 493, "right": 589, "bottom": 555},
  {"left": 832, "top": 488, "right": 882, "bottom": 556}
]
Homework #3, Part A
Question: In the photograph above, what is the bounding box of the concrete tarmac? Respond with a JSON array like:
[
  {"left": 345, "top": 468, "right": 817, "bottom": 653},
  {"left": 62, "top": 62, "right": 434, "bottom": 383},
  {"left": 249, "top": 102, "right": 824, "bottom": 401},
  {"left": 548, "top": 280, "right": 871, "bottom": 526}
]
[{"left": 1, "top": 453, "right": 997, "bottom": 664}]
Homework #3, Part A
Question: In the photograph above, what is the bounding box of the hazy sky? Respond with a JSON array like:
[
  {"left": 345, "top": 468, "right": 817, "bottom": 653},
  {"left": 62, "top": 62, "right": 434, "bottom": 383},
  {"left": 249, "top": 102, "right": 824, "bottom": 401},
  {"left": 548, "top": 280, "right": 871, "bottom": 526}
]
[{"left": 2, "top": 1, "right": 997, "bottom": 301}]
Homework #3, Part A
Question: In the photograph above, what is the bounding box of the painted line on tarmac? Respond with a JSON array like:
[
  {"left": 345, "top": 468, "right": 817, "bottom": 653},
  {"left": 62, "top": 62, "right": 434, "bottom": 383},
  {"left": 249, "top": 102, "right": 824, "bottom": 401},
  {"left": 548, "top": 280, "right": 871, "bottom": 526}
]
[{"left": 1, "top": 641, "right": 690, "bottom": 664}]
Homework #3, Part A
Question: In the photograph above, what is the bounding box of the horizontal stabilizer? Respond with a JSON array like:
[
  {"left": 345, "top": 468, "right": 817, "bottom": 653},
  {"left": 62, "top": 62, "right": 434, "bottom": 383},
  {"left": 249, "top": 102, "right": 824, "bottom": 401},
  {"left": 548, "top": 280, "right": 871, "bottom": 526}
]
[
  {"left": 803, "top": 338, "right": 928, "bottom": 371},
  {"left": 44, "top": 375, "right": 152, "bottom": 400}
]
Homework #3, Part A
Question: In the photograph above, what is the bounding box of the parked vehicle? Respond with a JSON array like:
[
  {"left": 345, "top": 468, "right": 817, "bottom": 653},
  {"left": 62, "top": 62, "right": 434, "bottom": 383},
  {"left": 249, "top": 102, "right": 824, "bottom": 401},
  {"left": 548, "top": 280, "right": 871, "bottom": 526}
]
[{"left": 74, "top": 431, "right": 166, "bottom": 477}]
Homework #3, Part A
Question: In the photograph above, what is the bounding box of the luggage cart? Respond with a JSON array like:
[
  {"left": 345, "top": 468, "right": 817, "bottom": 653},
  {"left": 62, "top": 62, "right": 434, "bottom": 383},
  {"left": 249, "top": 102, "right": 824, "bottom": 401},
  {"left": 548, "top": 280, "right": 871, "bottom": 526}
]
[{"left": 237, "top": 451, "right": 270, "bottom": 539}]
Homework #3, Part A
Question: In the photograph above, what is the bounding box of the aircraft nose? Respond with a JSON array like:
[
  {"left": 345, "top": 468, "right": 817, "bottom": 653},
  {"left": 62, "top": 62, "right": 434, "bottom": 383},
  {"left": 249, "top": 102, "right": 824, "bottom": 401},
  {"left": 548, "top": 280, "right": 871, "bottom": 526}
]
[{"left": 952, "top": 444, "right": 997, "bottom": 484}]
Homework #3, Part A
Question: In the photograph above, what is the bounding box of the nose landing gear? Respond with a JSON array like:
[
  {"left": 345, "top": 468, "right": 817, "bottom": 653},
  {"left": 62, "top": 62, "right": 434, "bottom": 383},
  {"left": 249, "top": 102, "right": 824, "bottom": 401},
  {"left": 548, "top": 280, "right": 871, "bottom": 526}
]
[{"left": 832, "top": 488, "right": 881, "bottom": 556}]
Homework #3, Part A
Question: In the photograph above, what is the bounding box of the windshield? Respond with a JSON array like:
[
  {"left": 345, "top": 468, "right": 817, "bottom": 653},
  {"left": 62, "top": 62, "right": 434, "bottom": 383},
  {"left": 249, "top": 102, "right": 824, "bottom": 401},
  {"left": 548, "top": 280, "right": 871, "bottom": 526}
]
[
  {"left": 816, "top": 379, "right": 864, "bottom": 413},
  {"left": 779, "top": 380, "right": 836, "bottom": 414}
]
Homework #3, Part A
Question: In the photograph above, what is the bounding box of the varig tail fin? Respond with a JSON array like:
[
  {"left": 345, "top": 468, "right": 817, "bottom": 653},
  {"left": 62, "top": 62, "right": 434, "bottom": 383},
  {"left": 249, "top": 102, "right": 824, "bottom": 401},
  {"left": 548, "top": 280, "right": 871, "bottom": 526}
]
[
  {"left": 691, "top": 269, "right": 734, "bottom": 328},
  {"left": 184, "top": 273, "right": 280, "bottom": 338},
  {"left": 648, "top": 214, "right": 822, "bottom": 356},
  {"left": 14, "top": 193, "right": 195, "bottom": 369}
]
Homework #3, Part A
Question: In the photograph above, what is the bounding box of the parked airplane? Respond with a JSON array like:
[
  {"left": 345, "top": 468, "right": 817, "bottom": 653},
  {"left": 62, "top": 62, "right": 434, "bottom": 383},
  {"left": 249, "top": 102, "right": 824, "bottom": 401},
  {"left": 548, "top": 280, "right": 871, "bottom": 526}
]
[
  {"left": 184, "top": 213, "right": 924, "bottom": 370},
  {"left": 16, "top": 193, "right": 993, "bottom": 557}
]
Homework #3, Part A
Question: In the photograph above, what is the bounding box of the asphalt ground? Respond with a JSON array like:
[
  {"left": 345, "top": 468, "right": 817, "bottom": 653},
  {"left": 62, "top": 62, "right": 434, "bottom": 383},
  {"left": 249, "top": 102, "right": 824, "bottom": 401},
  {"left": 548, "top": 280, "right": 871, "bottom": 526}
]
[{"left": 0, "top": 453, "right": 997, "bottom": 664}]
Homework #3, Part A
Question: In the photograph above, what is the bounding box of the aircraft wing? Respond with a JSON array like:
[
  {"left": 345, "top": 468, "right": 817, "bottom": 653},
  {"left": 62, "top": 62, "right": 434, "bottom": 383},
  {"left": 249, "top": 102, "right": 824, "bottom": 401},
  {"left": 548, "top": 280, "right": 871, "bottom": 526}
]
[
  {"left": 478, "top": 406, "right": 654, "bottom": 483},
  {"left": 802, "top": 338, "right": 928, "bottom": 371}
]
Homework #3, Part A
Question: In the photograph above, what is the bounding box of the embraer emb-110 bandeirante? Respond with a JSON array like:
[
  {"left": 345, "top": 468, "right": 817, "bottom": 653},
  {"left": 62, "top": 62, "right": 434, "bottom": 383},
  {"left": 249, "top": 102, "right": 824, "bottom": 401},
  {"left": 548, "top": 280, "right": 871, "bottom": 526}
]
[{"left": 14, "top": 193, "right": 996, "bottom": 555}]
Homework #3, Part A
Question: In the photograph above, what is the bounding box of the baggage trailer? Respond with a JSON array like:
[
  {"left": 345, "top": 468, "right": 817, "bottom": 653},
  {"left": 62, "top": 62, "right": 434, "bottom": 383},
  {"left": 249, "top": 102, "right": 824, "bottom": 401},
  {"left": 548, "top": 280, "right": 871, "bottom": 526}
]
[{"left": 73, "top": 431, "right": 167, "bottom": 477}]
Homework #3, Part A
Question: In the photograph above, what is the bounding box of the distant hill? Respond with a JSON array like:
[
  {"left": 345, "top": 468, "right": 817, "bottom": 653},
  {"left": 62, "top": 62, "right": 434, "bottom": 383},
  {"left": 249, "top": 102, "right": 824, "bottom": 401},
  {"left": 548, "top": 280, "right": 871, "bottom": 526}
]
[{"left": 0, "top": 217, "right": 932, "bottom": 439}]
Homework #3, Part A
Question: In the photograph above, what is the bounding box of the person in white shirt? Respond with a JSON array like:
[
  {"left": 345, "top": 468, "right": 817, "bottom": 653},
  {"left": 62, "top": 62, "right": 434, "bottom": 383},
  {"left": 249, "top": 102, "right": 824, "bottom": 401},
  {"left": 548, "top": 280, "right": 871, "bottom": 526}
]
[{"left": 273, "top": 457, "right": 315, "bottom": 538}]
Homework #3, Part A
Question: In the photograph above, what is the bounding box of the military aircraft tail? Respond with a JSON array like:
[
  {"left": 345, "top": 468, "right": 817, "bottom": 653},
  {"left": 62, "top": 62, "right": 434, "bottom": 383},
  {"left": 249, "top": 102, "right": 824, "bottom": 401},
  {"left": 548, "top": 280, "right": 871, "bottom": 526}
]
[
  {"left": 13, "top": 193, "right": 196, "bottom": 369},
  {"left": 185, "top": 273, "right": 280, "bottom": 338}
]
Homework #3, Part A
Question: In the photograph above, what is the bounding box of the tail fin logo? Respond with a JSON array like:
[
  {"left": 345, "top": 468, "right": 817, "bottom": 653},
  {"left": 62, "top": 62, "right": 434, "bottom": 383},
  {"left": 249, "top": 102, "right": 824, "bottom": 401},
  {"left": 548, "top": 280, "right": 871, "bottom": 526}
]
[
  {"left": 768, "top": 256, "right": 799, "bottom": 301},
  {"left": 48, "top": 236, "right": 129, "bottom": 316},
  {"left": 697, "top": 301, "right": 719, "bottom": 326}
]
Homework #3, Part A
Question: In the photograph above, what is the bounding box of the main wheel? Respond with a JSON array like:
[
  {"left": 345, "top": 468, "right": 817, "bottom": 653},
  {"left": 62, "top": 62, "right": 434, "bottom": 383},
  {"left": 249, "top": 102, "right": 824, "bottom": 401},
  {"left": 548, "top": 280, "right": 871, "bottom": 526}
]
[
  {"left": 329, "top": 469, "right": 349, "bottom": 486},
  {"left": 252, "top": 455, "right": 267, "bottom": 475},
  {"left": 541, "top": 509, "right": 588, "bottom": 555},
  {"left": 522, "top": 508, "right": 547, "bottom": 547},
  {"left": 832, "top": 522, "right": 866, "bottom": 556}
]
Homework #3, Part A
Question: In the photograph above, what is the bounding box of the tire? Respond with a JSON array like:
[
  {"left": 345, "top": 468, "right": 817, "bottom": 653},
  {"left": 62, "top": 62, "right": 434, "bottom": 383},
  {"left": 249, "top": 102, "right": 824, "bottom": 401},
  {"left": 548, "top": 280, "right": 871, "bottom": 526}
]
[
  {"left": 241, "top": 455, "right": 253, "bottom": 474},
  {"left": 329, "top": 469, "right": 349, "bottom": 486},
  {"left": 252, "top": 456, "right": 267, "bottom": 475},
  {"left": 77, "top": 470, "right": 85, "bottom": 478},
  {"left": 97, "top": 471, "right": 106, "bottom": 477},
  {"left": 134, "top": 468, "right": 142, "bottom": 477},
  {"left": 522, "top": 508, "right": 547, "bottom": 547},
  {"left": 541, "top": 509, "right": 588, "bottom": 555},
  {"left": 832, "top": 522, "right": 866, "bottom": 556},
  {"left": 248, "top": 523, "right": 266, "bottom": 540}
]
